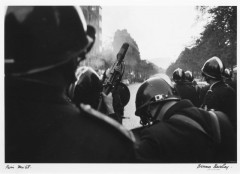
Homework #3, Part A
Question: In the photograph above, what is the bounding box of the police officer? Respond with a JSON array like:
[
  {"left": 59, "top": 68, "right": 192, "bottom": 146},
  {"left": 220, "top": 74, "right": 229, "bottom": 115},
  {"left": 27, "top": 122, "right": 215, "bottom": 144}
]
[
  {"left": 67, "top": 66, "right": 129, "bottom": 123},
  {"left": 172, "top": 68, "right": 200, "bottom": 107},
  {"left": 184, "top": 70, "right": 210, "bottom": 107},
  {"left": 68, "top": 66, "right": 103, "bottom": 109},
  {"left": 185, "top": 70, "right": 195, "bottom": 84},
  {"left": 5, "top": 6, "right": 135, "bottom": 163},
  {"left": 201, "top": 57, "right": 236, "bottom": 131},
  {"left": 132, "top": 74, "right": 236, "bottom": 162},
  {"left": 223, "top": 68, "right": 235, "bottom": 91}
]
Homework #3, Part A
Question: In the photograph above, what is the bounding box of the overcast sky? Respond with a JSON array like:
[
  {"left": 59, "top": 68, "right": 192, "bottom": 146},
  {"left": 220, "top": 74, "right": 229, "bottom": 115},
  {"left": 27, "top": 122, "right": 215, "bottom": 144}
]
[{"left": 102, "top": 6, "right": 208, "bottom": 69}]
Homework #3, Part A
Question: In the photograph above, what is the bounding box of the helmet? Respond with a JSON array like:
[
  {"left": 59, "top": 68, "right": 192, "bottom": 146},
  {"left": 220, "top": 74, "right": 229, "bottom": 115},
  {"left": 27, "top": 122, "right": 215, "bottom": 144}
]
[
  {"left": 223, "top": 68, "right": 232, "bottom": 79},
  {"left": 172, "top": 68, "right": 185, "bottom": 82},
  {"left": 135, "top": 74, "right": 180, "bottom": 122},
  {"left": 112, "top": 82, "right": 130, "bottom": 107},
  {"left": 5, "top": 6, "right": 95, "bottom": 76},
  {"left": 69, "top": 66, "right": 102, "bottom": 109},
  {"left": 185, "top": 70, "right": 194, "bottom": 82},
  {"left": 201, "top": 56, "right": 224, "bottom": 80}
]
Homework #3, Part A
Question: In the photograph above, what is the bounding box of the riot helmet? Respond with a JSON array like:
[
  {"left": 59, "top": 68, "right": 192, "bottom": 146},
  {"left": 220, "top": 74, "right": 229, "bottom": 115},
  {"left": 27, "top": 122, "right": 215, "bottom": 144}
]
[
  {"left": 135, "top": 74, "right": 180, "bottom": 125},
  {"left": 172, "top": 68, "right": 185, "bottom": 82},
  {"left": 201, "top": 56, "right": 224, "bottom": 80},
  {"left": 223, "top": 68, "right": 232, "bottom": 79},
  {"left": 68, "top": 66, "right": 102, "bottom": 109},
  {"left": 112, "top": 82, "right": 130, "bottom": 107},
  {"left": 5, "top": 6, "right": 95, "bottom": 76},
  {"left": 185, "top": 70, "right": 194, "bottom": 82}
]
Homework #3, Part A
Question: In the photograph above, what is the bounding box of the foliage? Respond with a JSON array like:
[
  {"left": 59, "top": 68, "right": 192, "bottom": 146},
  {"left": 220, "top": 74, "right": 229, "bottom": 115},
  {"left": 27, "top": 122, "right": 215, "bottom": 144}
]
[{"left": 166, "top": 6, "right": 237, "bottom": 78}]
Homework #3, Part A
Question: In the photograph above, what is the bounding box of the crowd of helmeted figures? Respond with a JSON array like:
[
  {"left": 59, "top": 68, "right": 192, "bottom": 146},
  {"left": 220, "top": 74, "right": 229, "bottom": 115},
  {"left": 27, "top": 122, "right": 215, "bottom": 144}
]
[{"left": 5, "top": 6, "right": 237, "bottom": 163}]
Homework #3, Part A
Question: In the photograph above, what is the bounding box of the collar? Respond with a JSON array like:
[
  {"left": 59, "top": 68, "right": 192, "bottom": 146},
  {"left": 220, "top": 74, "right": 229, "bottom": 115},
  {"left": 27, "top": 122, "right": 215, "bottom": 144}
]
[
  {"left": 162, "top": 100, "right": 194, "bottom": 120},
  {"left": 155, "top": 101, "right": 177, "bottom": 121},
  {"left": 209, "top": 80, "right": 223, "bottom": 91}
]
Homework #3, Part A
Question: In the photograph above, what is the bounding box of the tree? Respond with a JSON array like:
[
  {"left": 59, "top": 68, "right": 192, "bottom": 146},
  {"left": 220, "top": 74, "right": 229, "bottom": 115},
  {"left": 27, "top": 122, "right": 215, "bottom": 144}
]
[
  {"left": 166, "top": 6, "right": 237, "bottom": 77},
  {"left": 196, "top": 6, "right": 237, "bottom": 67}
]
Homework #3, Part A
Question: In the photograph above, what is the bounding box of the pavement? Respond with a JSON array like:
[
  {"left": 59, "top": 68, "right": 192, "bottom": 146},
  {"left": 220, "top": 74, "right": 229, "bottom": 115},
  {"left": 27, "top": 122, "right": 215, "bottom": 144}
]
[{"left": 122, "top": 83, "right": 142, "bottom": 130}]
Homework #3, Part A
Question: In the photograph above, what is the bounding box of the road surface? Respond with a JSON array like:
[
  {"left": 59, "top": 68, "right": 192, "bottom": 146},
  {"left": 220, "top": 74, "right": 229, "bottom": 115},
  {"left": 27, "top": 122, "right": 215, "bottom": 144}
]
[{"left": 122, "top": 83, "right": 142, "bottom": 130}]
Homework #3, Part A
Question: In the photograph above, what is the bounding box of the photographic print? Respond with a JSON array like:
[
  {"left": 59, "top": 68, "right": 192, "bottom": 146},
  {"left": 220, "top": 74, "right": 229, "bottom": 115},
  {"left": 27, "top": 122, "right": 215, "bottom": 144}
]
[{"left": 2, "top": 0, "right": 238, "bottom": 173}]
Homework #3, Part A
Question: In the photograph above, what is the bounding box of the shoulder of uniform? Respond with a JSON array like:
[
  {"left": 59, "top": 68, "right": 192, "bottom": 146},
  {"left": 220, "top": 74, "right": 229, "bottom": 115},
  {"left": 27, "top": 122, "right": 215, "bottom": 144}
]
[
  {"left": 79, "top": 103, "right": 135, "bottom": 142},
  {"left": 212, "top": 82, "right": 235, "bottom": 93},
  {"left": 210, "top": 110, "right": 231, "bottom": 124}
]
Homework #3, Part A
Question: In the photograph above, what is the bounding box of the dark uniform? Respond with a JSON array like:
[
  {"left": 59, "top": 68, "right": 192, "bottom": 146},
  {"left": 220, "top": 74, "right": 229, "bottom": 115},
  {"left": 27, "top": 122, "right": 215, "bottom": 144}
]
[
  {"left": 201, "top": 57, "right": 237, "bottom": 131},
  {"left": 133, "top": 74, "right": 236, "bottom": 163},
  {"left": 5, "top": 77, "right": 135, "bottom": 163},
  {"left": 5, "top": 6, "right": 135, "bottom": 163},
  {"left": 173, "top": 68, "right": 200, "bottom": 107},
  {"left": 134, "top": 100, "right": 236, "bottom": 163},
  {"left": 202, "top": 81, "right": 237, "bottom": 131},
  {"left": 197, "top": 83, "right": 210, "bottom": 106},
  {"left": 225, "top": 78, "right": 236, "bottom": 92},
  {"left": 174, "top": 81, "right": 200, "bottom": 107},
  {"left": 223, "top": 69, "right": 236, "bottom": 92},
  {"left": 68, "top": 66, "right": 129, "bottom": 124},
  {"left": 111, "top": 83, "right": 130, "bottom": 123}
]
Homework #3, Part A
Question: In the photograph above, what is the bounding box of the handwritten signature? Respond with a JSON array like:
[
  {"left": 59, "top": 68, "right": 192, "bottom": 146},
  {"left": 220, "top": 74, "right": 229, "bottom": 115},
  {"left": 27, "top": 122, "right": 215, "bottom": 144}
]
[
  {"left": 6, "top": 165, "right": 31, "bottom": 169},
  {"left": 197, "top": 163, "right": 230, "bottom": 170}
]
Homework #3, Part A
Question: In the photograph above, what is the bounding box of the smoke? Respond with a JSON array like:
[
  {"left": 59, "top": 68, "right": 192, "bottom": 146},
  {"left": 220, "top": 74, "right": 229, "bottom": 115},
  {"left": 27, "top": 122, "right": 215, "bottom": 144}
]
[
  {"left": 86, "top": 41, "right": 140, "bottom": 69},
  {"left": 91, "top": 58, "right": 105, "bottom": 68}
]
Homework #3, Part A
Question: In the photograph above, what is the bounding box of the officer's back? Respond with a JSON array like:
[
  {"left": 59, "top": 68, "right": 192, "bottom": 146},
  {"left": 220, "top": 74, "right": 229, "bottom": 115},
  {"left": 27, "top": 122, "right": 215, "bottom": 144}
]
[
  {"left": 201, "top": 57, "right": 237, "bottom": 131},
  {"left": 5, "top": 81, "right": 135, "bottom": 162},
  {"left": 5, "top": 6, "right": 135, "bottom": 163},
  {"left": 132, "top": 74, "right": 236, "bottom": 163}
]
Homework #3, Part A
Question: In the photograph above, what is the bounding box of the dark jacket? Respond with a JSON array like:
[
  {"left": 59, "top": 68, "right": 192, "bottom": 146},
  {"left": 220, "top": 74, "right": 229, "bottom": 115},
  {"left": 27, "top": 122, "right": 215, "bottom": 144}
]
[
  {"left": 5, "top": 77, "right": 135, "bottom": 163},
  {"left": 225, "top": 78, "right": 237, "bottom": 92},
  {"left": 202, "top": 81, "right": 237, "bottom": 130},
  {"left": 174, "top": 81, "right": 200, "bottom": 107},
  {"left": 134, "top": 100, "right": 236, "bottom": 163},
  {"left": 197, "top": 83, "right": 210, "bottom": 106}
]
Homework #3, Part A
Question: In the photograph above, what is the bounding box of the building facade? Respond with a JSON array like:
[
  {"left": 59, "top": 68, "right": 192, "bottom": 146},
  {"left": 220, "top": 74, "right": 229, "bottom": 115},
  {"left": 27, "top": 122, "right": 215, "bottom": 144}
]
[{"left": 81, "top": 6, "right": 102, "bottom": 56}]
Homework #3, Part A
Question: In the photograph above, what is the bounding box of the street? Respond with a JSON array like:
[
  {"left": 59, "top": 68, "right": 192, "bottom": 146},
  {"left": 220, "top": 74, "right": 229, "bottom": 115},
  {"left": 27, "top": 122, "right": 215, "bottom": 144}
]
[{"left": 122, "top": 83, "right": 142, "bottom": 130}]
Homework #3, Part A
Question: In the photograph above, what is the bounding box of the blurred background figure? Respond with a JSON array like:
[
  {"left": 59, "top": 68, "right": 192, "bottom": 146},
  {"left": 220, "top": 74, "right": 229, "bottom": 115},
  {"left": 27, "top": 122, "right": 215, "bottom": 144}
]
[
  {"left": 68, "top": 66, "right": 102, "bottom": 109},
  {"left": 68, "top": 66, "right": 130, "bottom": 123},
  {"left": 185, "top": 70, "right": 194, "bottom": 83},
  {"left": 223, "top": 68, "right": 236, "bottom": 91},
  {"left": 172, "top": 68, "right": 200, "bottom": 107},
  {"left": 223, "top": 68, "right": 232, "bottom": 83}
]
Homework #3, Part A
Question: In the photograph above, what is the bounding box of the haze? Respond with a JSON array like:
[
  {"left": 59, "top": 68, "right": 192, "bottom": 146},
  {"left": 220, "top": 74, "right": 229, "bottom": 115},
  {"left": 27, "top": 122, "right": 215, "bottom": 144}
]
[{"left": 102, "top": 6, "right": 208, "bottom": 69}]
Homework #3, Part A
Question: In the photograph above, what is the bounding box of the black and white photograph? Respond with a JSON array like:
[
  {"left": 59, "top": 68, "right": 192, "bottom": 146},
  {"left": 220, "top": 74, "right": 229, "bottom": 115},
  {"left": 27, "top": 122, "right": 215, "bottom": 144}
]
[{"left": 1, "top": 0, "right": 239, "bottom": 173}]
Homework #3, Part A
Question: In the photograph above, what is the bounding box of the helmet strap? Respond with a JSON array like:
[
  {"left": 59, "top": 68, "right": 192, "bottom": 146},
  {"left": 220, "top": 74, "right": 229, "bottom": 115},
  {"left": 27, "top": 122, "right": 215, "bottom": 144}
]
[
  {"left": 139, "top": 104, "right": 153, "bottom": 126},
  {"left": 156, "top": 101, "right": 178, "bottom": 121},
  {"left": 147, "top": 102, "right": 164, "bottom": 123}
]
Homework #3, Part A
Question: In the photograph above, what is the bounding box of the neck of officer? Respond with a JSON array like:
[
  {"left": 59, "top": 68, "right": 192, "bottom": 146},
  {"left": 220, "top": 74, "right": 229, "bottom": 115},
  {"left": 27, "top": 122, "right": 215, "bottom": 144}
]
[
  {"left": 151, "top": 101, "right": 178, "bottom": 121},
  {"left": 19, "top": 70, "right": 72, "bottom": 95}
]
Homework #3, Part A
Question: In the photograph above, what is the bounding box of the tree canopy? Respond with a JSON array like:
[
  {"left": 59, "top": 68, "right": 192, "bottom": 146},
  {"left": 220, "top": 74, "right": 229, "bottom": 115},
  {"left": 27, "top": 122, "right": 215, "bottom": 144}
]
[{"left": 166, "top": 6, "right": 237, "bottom": 78}]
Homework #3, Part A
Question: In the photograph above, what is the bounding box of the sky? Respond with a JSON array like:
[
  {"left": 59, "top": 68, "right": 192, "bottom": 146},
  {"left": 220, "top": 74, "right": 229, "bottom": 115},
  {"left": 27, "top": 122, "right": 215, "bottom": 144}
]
[{"left": 102, "top": 6, "right": 209, "bottom": 69}]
